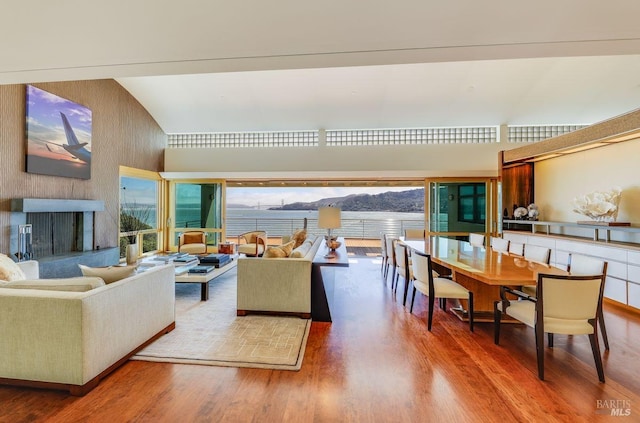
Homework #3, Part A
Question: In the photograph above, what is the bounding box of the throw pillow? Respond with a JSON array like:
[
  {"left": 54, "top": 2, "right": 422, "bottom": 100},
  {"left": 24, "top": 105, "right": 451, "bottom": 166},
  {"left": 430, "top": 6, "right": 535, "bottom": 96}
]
[
  {"left": 2, "top": 277, "right": 105, "bottom": 292},
  {"left": 0, "top": 254, "right": 26, "bottom": 282},
  {"left": 263, "top": 240, "right": 296, "bottom": 258},
  {"left": 291, "top": 229, "right": 307, "bottom": 248},
  {"left": 78, "top": 264, "right": 137, "bottom": 284}
]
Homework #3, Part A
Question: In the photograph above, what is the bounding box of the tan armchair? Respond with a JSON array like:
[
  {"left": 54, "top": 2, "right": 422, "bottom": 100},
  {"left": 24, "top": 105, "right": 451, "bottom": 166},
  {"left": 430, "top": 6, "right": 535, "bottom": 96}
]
[
  {"left": 178, "top": 231, "right": 207, "bottom": 254},
  {"left": 237, "top": 231, "right": 267, "bottom": 257}
]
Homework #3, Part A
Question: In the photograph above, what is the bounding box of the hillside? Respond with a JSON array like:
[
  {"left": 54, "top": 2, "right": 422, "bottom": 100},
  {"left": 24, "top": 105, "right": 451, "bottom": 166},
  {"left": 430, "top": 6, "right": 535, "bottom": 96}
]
[{"left": 269, "top": 188, "right": 424, "bottom": 213}]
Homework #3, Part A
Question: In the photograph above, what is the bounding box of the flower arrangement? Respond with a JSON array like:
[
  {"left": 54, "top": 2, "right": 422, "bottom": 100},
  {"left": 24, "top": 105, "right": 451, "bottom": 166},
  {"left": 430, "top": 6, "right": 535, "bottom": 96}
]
[{"left": 572, "top": 187, "right": 622, "bottom": 222}]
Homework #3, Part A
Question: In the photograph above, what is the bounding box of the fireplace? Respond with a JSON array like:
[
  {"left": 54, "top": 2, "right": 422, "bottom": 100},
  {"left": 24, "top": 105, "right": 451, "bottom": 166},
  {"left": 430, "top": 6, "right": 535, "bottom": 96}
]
[{"left": 10, "top": 198, "right": 119, "bottom": 278}]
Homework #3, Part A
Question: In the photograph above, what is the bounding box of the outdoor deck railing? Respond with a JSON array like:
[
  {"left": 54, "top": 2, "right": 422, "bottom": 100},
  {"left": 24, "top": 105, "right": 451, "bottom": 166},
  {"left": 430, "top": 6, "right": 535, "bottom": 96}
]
[{"left": 225, "top": 217, "right": 424, "bottom": 239}]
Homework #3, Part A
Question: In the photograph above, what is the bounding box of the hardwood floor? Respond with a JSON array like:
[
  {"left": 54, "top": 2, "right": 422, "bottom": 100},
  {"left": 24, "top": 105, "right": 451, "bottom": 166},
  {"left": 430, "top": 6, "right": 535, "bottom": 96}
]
[{"left": 2, "top": 256, "right": 639, "bottom": 422}]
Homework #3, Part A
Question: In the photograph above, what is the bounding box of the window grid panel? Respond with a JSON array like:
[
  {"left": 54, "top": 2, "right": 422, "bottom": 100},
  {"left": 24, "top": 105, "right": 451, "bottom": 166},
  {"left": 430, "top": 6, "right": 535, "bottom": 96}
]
[
  {"left": 168, "top": 131, "right": 319, "bottom": 148},
  {"left": 326, "top": 127, "right": 497, "bottom": 145},
  {"left": 507, "top": 125, "right": 587, "bottom": 143}
]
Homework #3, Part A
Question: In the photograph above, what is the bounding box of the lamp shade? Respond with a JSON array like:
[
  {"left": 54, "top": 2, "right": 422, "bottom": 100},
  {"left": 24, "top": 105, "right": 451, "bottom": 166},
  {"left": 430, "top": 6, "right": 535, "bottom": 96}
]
[{"left": 318, "top": 206, "right": 341, "bottom": 229}]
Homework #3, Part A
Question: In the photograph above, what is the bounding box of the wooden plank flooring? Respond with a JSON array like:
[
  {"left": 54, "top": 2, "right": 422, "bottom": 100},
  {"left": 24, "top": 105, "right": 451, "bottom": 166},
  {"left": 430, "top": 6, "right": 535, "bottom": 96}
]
[{"left": 1, "top": 256, "right": 639, "bottom": 422}]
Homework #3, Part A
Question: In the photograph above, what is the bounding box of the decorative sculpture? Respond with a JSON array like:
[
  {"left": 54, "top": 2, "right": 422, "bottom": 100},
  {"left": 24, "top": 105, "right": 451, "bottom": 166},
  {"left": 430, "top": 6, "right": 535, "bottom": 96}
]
[{"left": 572, "top": 187, "right": 622, "bottom": 223}]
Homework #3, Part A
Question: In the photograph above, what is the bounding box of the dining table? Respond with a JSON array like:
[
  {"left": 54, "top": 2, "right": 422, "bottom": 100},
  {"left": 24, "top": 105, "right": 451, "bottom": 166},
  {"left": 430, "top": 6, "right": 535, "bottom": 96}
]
[{"left": 401, "top": 236, "right": 567, "bottom": 322}]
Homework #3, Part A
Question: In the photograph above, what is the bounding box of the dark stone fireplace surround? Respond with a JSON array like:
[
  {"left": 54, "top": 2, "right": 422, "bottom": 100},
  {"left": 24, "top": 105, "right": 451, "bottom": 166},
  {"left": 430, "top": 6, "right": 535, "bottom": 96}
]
[{"left": 10, "top": 198, "right": 119, "bottom": 278}]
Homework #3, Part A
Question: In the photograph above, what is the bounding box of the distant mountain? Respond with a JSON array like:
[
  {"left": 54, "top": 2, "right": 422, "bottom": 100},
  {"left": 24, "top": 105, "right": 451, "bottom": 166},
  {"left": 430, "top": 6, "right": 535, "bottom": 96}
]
[{"left": 269, "top": 188, "right": 425, "bottom": 213}]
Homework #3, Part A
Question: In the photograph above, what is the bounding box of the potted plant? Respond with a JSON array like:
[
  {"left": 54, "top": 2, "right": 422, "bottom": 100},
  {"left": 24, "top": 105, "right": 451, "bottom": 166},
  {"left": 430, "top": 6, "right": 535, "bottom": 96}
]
[{"left": 120, "top": 200, "right": 152, "bottom": 264}]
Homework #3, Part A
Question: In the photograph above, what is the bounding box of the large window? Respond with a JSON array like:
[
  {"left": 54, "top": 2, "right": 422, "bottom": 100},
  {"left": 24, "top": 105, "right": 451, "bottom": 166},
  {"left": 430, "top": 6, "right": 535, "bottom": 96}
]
[{"left": 119, "top": 168, "right": 163, "bottom": 259}]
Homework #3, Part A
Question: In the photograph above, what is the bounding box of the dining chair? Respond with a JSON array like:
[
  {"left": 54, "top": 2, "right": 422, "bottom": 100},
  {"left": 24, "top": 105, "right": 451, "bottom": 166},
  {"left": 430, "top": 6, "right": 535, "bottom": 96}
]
[
  {"left": 384, "top": 236, "right": 398, "bottom": 282},
  {"left": 394, "top": 243, "right": 413, "bottom": 305},
  {"left": 490, "top": 236, "right": 510, "bottom": 253},
  {"left": 524, "top": 244, "right": 551, "bottom": 265},
  {"left": 410, "top": 250, "right": 474, "bottom": 332},
  {"left": 566, "top": 254, "right": 610, "bottom": 350},
  {"left": 469, "top": 233, "right": 485, "bottom": 247},
  {"left": 494, "top": 273, "right": 606, "bottom": 382},
  {"left": 508, "top": 241, "right": 524, "bottom": 256},
  {"left": 404, "top": 228, "right": 425, "bottom": 239},
  {"left": 380, "top": 233, "right": 388, "bottom": 274}
]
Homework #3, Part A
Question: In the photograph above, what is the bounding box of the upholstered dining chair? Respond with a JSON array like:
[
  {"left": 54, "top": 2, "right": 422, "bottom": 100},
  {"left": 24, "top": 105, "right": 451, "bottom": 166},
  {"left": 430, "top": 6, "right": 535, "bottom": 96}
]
[
  {"left": 394, "top": 243, "right": 413, "bottom": 305},
  {"left": 523, "top": 244, "right": 551, "bottom": 265},
  {"left": 494, "top": 273, "right": 606, "bottom": 382},
  {"left": 508, "top": 241, "right": 524, "bottom": 256},
  {"left": 469, "top": 233, "right": 485, "bottom": 247},
  {"left": 178, "top": 231, "right": 207, "bottom": 254},
  {"left": 404, "top": 228, "right": 425, "bottom": 239},
  {"left": 380, "top": 233, "right": 388, "bottom": 274},
  {"left": 490, "top": 237, "right": 510, "bottom": 253},
  {"left": 237, "top": 231, "right": 267, "bottom": 257},
  {"left": 410, "top": 250, "right": 474, "bottom": 332},
  {"left": 384, "top": 236, "right": 398, "bottom": 282},
  {"left": 567, "top": 254, "right": 610, "bottom": 350}
]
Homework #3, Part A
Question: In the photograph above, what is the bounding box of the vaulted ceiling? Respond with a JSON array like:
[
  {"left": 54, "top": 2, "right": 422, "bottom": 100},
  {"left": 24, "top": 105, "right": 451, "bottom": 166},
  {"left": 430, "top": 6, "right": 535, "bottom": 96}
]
[{"left": 2, "top": 1, "right": 640, "bottom": 133}]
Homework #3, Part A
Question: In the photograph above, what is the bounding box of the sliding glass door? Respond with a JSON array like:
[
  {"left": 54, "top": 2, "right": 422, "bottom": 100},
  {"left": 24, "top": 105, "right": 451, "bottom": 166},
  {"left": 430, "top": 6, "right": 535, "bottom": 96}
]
[{"left": 426, "top": 178, "right": 497, "bottom": 240}]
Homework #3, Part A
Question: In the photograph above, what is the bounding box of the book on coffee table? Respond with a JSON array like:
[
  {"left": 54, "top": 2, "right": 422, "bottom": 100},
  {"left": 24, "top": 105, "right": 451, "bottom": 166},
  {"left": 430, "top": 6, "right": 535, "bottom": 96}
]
[{"left": 188, "top": 265, "right": 215, "bottom": 274}]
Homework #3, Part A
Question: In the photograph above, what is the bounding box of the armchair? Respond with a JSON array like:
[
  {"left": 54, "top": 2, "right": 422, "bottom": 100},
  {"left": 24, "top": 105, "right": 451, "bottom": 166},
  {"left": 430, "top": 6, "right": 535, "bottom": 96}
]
[
  {"left": 238, "top": 231, "right": 267, "bottom": 257},
  {"left": 178, "top": 231, "right": 207, "bottom": 254}
]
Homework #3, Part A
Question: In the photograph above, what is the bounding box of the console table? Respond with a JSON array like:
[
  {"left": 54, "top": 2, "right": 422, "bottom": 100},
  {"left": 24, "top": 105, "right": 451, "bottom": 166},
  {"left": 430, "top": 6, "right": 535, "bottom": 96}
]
[{"left": 311, "top": 238, "right": 349, "bottom": 322}]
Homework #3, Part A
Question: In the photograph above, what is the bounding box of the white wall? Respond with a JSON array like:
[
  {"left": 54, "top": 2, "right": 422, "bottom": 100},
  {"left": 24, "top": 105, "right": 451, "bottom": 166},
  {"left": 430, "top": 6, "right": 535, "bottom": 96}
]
[{"left": 534, "top": 137, "right": 640, "bottom": 242}]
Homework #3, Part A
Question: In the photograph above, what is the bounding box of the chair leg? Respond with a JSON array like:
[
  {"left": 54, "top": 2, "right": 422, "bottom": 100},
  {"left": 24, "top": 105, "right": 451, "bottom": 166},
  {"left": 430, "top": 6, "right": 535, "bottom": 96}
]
[
  {"left": 393, "top": 273, "right": 399, "bottom": 293},
  {"left": 548, "top": 333, "right": 554, "bottom": 348},
  {"left": 535, "top": 324, "right": 545, "bottom": 380},
  {"left": 427, "top": 294, "right": 435, "bottom": 331},
  {"left": 493, "top": 301, "right": 501, "bottom": 344},
  {"left": 599, "top": 313, "right": 610, "bottom": 351},
  {"left": 409, "top": 287, "right": 417, "bottom": 313},
  {"left": 468, "top": 292, "right": 474, "bottom": 332},
  {"left": 589, "top": 332, "right": 606, "bottom": 383},
  {"left": 402, "top": 278, "right": 410, "bottom": 306}
]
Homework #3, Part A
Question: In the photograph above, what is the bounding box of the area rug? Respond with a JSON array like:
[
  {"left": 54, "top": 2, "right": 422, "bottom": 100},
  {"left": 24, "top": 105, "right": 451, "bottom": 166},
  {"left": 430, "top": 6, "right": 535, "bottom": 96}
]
[{"left": 131, "top": 268, "right": 311, "bottom": 371}]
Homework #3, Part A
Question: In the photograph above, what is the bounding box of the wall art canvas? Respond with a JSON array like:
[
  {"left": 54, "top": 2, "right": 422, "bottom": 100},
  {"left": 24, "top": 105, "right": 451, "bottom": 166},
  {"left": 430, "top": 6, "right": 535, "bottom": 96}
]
[{"left": 25, "top": 85, "right": 92, "bottom": 179}]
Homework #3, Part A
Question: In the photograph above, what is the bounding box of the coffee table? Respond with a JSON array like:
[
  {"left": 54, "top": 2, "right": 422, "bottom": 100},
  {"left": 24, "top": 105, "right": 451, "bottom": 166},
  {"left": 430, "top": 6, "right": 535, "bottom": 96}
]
[{"left": 174, "top": 258, "right": 237, "bottom": 301}]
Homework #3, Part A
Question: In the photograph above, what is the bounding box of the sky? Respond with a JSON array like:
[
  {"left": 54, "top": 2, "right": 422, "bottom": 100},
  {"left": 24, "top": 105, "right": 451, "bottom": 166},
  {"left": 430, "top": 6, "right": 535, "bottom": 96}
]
[
  {"left": 26, "top": 85, "right": 92, "bottom": 161},
  {"left": 226, "top": 186, "right": 417, "bottom": 208}
]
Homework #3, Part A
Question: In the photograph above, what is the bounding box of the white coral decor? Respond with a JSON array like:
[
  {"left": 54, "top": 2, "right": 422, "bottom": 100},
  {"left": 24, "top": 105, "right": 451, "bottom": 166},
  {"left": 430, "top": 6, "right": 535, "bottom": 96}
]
[{"left": 572, "top": 187, "right": 622, "bottom": 222}]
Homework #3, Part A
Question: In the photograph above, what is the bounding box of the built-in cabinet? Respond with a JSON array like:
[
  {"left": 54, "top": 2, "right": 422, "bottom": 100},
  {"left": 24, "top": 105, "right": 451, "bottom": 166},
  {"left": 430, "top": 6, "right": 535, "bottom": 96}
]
[{"left": 504, "top": 231, "right": 640, "bottom": 309}]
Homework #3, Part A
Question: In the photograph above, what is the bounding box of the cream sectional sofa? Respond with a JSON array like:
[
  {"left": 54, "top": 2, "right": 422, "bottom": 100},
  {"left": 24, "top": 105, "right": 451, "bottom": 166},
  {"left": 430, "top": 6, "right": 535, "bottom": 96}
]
[
  {"left": 0, "top": 260, "right": 175, "bottom": 396},
  {"left": 237, "top": 236, "right": 322, "bottom": 317}
]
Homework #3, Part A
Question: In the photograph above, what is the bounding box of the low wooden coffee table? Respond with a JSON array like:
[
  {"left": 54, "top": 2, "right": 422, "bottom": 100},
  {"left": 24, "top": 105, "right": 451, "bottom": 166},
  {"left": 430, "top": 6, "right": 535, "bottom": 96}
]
[{"left": 174, "top": 258, "right": 237, "bottom": 301}]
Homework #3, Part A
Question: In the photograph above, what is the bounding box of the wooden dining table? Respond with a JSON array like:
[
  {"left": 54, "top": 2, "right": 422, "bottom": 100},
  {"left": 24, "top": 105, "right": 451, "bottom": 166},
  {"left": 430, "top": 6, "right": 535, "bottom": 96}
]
[{"left": 401, "top": 236, "right": 567, "bottom": 322}]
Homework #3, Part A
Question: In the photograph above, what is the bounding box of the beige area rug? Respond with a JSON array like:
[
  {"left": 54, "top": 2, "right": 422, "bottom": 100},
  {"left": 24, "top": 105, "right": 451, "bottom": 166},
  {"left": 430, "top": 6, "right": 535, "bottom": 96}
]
[{"left": 131, "top": 268, "right": 311, "bottom": 371}]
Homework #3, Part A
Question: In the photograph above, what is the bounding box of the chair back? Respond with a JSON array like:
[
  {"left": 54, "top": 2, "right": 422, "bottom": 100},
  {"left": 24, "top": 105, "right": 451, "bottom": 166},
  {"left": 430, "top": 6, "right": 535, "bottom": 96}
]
[
  {"left": 180, "top": 231, "right": 206, "bottom": 245},
  {"left": 404, "top": 229, "right": 425, "bottom": 239},
  {"left": 386, "top": 236, "right": 398, "bottom": 264},
  {"left": 524, "top": 244, "right": 550, "bottom": 265},
  {"left": 469, "top": 233, "right": 485, "bottom": 247},
  {"left": 508, "top": 241, "right": 524, "bottom": 256},
  {"left": 394, "top": 243, "right": 408, "bottom": 271},
  {"left": 380, "top": 234, "right": 387, "bottom": 256},
  {"left": 410, "top": 250, "right": 434, "bottom": 287},
  {"left": 490, "top": 237, "right": 509, "bottom": 253},
  {"left": 539, "top": 274, "right": 604, "bottom": 321},
  {"left": 569, "top": 254, "right": 607, "bottom": 275}
]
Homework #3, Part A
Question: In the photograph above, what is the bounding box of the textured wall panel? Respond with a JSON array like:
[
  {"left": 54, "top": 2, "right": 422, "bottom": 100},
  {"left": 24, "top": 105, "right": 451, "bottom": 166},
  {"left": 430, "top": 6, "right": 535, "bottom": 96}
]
[{"left": 0, "top": 80, "right": 166, "bottom": 256}]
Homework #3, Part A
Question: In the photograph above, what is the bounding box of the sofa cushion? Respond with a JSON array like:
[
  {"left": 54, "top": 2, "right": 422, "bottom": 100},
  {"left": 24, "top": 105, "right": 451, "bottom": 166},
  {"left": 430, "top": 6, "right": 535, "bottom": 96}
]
[
  {"left": 290, "top": 239, "right": 313, "bottom": 258},
  {"left": 263, "top": 240, "right": 296, "bottom": 258},
  {"left": 0, "top": 277, "right": 105, "bottom": 292},
  {"left": 78, "top": 264, "right": 137, "bottom": 284},
  {"left": 290, "top": 229, "right": 307, "bottom": 248},
  {"left": 0, "top": 254, "right": 26, "bottom": 282}
]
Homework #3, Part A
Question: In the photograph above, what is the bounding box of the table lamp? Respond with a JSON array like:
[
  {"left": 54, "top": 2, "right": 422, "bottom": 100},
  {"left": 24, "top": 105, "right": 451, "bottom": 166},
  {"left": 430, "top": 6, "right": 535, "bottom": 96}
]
[{"left": 318, "top": 206, "right": 341, "bottom": 249}]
